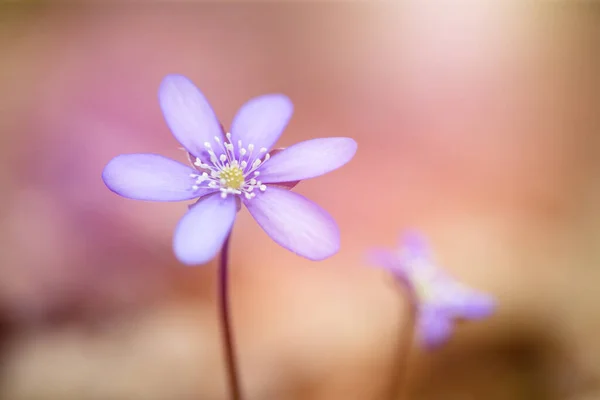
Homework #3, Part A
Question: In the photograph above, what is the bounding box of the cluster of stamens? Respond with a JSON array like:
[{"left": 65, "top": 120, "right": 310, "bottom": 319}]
[{"left": 190, "top": 133, "right": 271, "bottom": 200}]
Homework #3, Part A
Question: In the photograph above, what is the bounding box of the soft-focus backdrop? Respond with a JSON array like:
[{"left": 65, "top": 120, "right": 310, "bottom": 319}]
[{"left": 0, "top": 2, "right": 599, "bottom": 400}]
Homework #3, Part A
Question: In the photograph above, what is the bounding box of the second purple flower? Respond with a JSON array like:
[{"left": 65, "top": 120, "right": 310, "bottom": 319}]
[
  {"left": 369, "top": 232, "right": 496, "bottom": 348},
  {"left": 102, "top": 74, "right": 357, "bottom": 265}
]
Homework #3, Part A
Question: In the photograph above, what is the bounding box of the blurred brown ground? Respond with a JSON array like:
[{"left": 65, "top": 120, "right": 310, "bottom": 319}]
[{"left": 0, "top": 2, "right": 599, "bottom": 400}]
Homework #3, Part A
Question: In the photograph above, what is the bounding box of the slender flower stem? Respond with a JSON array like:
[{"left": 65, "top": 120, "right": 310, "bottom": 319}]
[
  {"left": 388, "top": 290, "right": 417, "bottom": 400},
  {"left": 218, "top": 234, "right": 243, "bottom": 400}
]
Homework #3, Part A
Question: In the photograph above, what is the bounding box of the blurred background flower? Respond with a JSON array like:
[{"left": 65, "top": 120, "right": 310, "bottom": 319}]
[
  {"left": 0, "top": 1, "right": 599, "bottom": 400},
  {"left": 368, "top": 231, "right": 496, "bottom": 349}
]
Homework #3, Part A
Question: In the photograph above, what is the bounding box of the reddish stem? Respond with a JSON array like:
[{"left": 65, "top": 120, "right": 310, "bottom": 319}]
[
  {"left": 389, "top": 290, "right": 417, "bottom": 399},
  {"left": 218, "top": 234, "right": 243, "bottom": 400}
]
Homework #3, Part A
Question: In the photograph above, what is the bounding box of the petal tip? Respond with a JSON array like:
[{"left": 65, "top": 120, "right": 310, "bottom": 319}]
[
  {"left": 332, "top": 137, "right": 358, "bottom": 164},
  {"left": 344, "top": 137, "right": 358, "bottom": 151},
  {"left": 365, "top": 248, "right": 395, "bottom": 269},
  {"left": 280, "top": 225, "right": 340, "bottom": 261},
  {"left": 421, "top": 333, "right": 451, "bottom": 350},
  {"left": 400, "top": 230, "right": 431, "bottom": 258},
  {"left": 101, "top": 155, "right": 127, "bottom": 195},
  {"left": 303, "top": 240, "right": 340, "bottom": 261},
  {"left": 159, "top": 73, "right": 191, "bottom": 87},
  {"left": 158, "top": 74, "right": 194, "bottom": 103},
  {"left": 419, "top": 312, "right": 453, "bottom": 350},
  {"left": 342, "top": 137, "right": 358, "bottom": 162},
  {"left": 172, "top": 227, "right": 220, "bottom": 266},
  {"left": 263, "top": 93, "right": 294, "bottom": 110},
  {"left": 173, "top": 249, "right": 212, "bottom": 266},
  {"left": 469, "top": 295, "right": 497, "bottom": 319}
]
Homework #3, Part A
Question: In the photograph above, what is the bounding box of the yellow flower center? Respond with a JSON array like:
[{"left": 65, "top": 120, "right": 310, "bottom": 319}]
[
  {"left": 189, "top": 133, "right": 271, "bottom": 200},
  {"left": 414, "top": 279, "right": 433, "bottom": 301},
  {"left": 219, "top": 165, "right": 245, "bottom": 190},
  {"left": 408, "top": 262, "right": 436, "bottom": 302}
]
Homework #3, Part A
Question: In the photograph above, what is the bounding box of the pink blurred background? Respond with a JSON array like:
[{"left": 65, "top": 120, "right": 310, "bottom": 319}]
[{"left": 0, "top": 2, "right": 599, "bottom": 399}]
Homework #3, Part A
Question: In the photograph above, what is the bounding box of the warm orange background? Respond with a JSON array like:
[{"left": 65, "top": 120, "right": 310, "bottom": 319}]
[{"left": 1, "top": 2, "right": 599, "bottom": 400}]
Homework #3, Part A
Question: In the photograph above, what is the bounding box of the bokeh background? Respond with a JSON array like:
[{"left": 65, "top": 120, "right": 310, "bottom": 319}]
[{"left": 1, "top": 2, "right": 599, "bottom": 399}]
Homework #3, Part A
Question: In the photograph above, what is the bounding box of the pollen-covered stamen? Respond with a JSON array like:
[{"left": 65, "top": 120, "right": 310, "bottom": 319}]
[
  {"left": 219, "top": 164, "right": 245, "bottom": 190},
  {"left": 189, "top": 133, "right": 271, "bottom": 199}
]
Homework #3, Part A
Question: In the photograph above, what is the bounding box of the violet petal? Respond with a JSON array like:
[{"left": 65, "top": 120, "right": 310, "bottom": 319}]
[
  {"left": 451, "top": 292, "right": 496, "bottom": 320},
  {"left": 366, "top": 249, "right": 403, "bottom": 272},
  {"left": 102, "top": 154, "right": 210, "bottom": 201},
  {"left": 230, "top": 94, "right": 293, "bottom": 155},
  {"left": 400, "top": 230, "right": 432, "bottom": 260},
  {"left": 418, "top": 307, "right": 454, "bottom": 349},
  {"left": 243, "top": 187, "right": 339, "bottom": 260},
  {"left": 173, "top": 193, "right": 237, "bottom": 265},
  {"left": 259, "top": 137, "right": 357, "bottom": 183},
  {"left": 158, "top": 74, "right": 224, "bottom": 161}
]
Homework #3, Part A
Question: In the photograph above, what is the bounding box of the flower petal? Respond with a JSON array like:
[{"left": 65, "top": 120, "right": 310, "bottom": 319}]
[
  {"left": 400, "top": 230, "right": 432, "bottom": 260},
  {"left": 173, "top": 193, "right": 237, "bottom": 265},
  {"left": 258, "top": 137, "right": 357, "bottom": 183},
  {"left": 230, "top": 94, "right": 293, "bottom": 155},
  {"left": 366, "top": 249, "right": 417, "bottom": 293},
  {"left": 417, "top": 307, "right": 454, "bottom": 349},
  {"left": 259, "top": 148, "right": 299, "bottom": 189},
  {"left": 366, "top": 249, "right": 403, "bottom": 272},
  {"left": 451, "top": 292, "right": 496, "bottom": 320},
  {"left": 243, "top": 187, "right": 339, "bottom": 260},
  {"left": 158, "top": 74, "right": 224, "bottom": 160},
  {"left": 102, "top": 154, "right": 210, "bottom": 201}
]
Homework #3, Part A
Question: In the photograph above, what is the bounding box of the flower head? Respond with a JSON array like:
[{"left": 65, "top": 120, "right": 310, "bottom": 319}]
[
  {"left": 368, "top": 231, "right": 496, "bottom": 349},
  {"left": 102, "top": 74, "right": 357, "bottom": 265}
]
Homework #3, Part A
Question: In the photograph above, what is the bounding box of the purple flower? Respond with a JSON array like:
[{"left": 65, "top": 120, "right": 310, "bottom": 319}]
[
  {"left": 368, "top": 231, "right": 496, "bottom": 349},
  {"left": 102, "top": 74, "right": 357, "bottom": 265}
]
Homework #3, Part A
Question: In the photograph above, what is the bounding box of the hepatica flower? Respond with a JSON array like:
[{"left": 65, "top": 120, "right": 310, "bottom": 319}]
[
  {"left": 369, "top": 232, "right": 496, "bottom": 348},
  {"left": 102, "top": 74, "right": 357, "bottom": 265}
]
